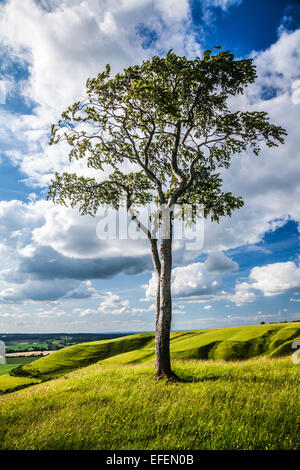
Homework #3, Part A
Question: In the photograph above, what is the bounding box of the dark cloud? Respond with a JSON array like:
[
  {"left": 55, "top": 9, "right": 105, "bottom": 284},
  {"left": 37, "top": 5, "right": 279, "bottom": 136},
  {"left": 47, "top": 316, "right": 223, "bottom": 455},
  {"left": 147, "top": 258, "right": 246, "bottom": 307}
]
[
  {"left": 204, "top": 252, "right": 239, "bottom": 273},
  {"left": 17, "top": 246, "right": 153, "bottom": 281}
]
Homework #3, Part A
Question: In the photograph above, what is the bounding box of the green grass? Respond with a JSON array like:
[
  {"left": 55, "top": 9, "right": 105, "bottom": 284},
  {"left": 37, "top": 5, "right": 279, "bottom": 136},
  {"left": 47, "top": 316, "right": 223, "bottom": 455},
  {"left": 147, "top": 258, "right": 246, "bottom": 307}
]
[
  {"left": 0, "top": 323, "right": 299, "bottom": 450},
  {"left": 0, "top": 356, "right": 298, "bottom": 450},
  {"left": 10, "top": 333, "right": 155, "bottom": 380},
  {"left": 8, "top": 323, "right": 299, "bottom": 388},
  {"left": 0, "top": 357, "right": 41, "bottom": 392},
  {"left": 0, "top": 374, "right": 40, "bottom": 394},
  {"left": 0, "top": 357, "right": 39, "bottom": 376},
  {"left": 5, "top": 341, "right": 49, "bottom": 352}
]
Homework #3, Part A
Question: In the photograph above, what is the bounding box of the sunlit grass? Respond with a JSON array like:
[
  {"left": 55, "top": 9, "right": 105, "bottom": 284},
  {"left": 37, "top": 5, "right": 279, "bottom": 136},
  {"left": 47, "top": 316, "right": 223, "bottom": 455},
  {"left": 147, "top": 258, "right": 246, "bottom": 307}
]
[
  {"left": 0, "top": 356, "right": 299, "bottom": 450},
  {"left": 9, "top": 323, "right": 300, "bottom": 386}
]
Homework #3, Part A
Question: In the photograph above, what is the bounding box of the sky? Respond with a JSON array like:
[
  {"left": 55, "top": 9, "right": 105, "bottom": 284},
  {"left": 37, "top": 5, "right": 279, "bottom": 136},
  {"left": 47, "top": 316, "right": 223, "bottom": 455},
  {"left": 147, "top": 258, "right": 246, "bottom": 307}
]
[{"left": 0, "top": 0, "right": 300, "bottom": 333}]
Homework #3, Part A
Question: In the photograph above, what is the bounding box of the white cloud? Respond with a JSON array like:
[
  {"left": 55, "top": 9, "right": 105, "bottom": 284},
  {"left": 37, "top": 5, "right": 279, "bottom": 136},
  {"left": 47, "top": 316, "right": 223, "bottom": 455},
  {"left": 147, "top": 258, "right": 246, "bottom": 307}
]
[
  {"left": 0, "top": 198, "right": 154, "bottom": 303},
  {"left": 154, "top": 0, "right": 190, "bottom": 22},
  {"left": 32, "top": 204, "right": 151, "bottom": 259},
  {"left": 0, "top": 312, "right": 29, "bottom": 318},
  {"left": 226, "top": 261, "right": 300, "bottom": 305},
  {"left": 0, "top": 2, "right": 299, "bottom": 260},
  {"left": 249, "top": 262, "right": 300, "bottom": 297},
  {"left": 97, "top": 292, "right": 130, "bottom": 315},
  {"left": 75, "top": 291, "right": 152, "bottom": 317},
  {"left": 226, "top": 282, "right": 256, "bottom": 306},
  {"left": 171, "top": 263, "right": 218, "bottom": 297},
  {"left": 143, "top": 252, "right": 237, "bottom": 299},
  {"left": 172, "top": 303, "right": 186, "bottom": 314},
  {"left": 252, "top": 29, "right": 300, "bottom": 95},
  {"left": 204, "top": 0, "right": 242, "bottom": 10},
  {"left": 203, "top": 304, "right": 213, "bottom": 310},
  {"left": 37, "top": 307, "right": 69, "bottom": 318},
  {"left": 0, "top": 0, "right": 299, "bottom": 326},
  {"left": 0, "top": 0, "right": 200, "bottom": 184}
]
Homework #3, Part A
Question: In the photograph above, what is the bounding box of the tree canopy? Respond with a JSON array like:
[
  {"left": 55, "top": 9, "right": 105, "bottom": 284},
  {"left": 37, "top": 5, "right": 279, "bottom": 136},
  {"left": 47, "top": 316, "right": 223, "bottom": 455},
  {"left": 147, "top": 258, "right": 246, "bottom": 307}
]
[{"left": 48, "top": 48, "right": 286, "bottom": 224}]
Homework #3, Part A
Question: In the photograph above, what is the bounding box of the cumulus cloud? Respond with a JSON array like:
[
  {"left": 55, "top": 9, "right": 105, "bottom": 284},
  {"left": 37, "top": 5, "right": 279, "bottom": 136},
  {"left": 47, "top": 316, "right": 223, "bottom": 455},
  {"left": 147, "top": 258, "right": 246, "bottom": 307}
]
[
  {"left": 143, "top": 252, "right": 238, "bottom": 299},
  {"left": 226, "top": 282, "right": 256, "bottom": 306},
  {"left": 32, "top": 204, "right": 151, "bottom": 259},
  {"left": 249, "top": 261, "right": 300, "bottom": 296},
  {"left": 0, "top": 278, "right": 86, "bottom": 302},
  {"left": 226, "top": 261, "right": 300, "bottom": 305},
  {"left": 0, "top": 199, "right": 154, "bottom": 302},
  {"left": 74, "top": 291, "right": 153, "bottom": 317},
  {"left": 1, "top": 2, "right": 300, "bottom": 258},
  {"left": 0, "top": 0, "right": 201, "bottom": 186},
  {"left": 0, "top": 0, "right": 299, "bottom": 325},
  {"left": 204, "top": 251, "right": 238, "bottom": 272}
]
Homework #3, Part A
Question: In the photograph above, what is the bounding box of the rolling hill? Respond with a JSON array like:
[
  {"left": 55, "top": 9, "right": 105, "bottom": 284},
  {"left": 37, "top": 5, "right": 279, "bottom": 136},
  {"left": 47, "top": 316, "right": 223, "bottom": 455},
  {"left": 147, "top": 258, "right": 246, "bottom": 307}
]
[
  {"left": 0, "top": 356, "right": 299, "bottom": 450},
  {"left": 0, "top": 322, "right": 299, "bottom": 450},
  {"left": 0, "top": 322, "right": 298, "bottom": 394}
]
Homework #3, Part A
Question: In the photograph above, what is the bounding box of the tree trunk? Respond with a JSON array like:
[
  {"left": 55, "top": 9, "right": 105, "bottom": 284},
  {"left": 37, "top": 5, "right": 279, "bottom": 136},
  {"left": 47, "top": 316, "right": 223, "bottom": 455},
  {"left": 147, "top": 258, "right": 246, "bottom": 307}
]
[
  {"left": 155, "top": 276, "right": 160, "bottom": 331},
  {"left": 154, "top": 224, "right": 175, "bottom": 379}
]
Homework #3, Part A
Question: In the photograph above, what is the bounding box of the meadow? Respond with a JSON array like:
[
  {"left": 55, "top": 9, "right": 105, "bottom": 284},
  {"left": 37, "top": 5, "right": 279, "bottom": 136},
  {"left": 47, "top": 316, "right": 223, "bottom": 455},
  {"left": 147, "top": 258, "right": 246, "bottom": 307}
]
[
  {"left": 0, "top": 357, "right": 299, "bottom": 450},
  {"left": 0, "top": 357, "right": 38, "bottom": 376},
  {"left": 0, "top": 322, "right": 299, "bottom": 450}
]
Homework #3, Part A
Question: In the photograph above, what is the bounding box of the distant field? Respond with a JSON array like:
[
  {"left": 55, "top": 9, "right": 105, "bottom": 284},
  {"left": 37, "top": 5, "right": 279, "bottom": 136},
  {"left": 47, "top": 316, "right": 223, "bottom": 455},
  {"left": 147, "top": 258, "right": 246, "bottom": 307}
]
[
  {"left": 0, "top": 357, "right": 298, "bottom": 450},
  {"left": 1, "top": 333, "right": 130, "bottom": 353},
  {"left": 4, "top": 341, "right": 49, "bottom": 352},
  {"left": 0, "top": 357, "right": 39, "bottom": 376}
]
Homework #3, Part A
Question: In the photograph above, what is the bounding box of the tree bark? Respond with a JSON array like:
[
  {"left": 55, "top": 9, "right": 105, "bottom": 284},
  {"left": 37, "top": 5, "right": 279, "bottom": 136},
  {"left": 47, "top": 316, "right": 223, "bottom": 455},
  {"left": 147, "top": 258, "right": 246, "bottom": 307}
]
[
  {"left": 130, "top": 204, "right": 176, "bottom": 379},
  {"left": 155, "top": 276, "right": 160, "bottom": 332},
  {"left": 154, "top": 215, "right": 175, "bottom": 379}
]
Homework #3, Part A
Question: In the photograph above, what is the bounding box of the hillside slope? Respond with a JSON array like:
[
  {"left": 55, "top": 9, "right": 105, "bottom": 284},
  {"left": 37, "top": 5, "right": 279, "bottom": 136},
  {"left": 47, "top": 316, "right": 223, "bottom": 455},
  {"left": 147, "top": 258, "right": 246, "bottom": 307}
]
[
  {"left": 10, "top": 333, "right": 154, "bottom": 379},
  {"left": 3, "top": 322, "right": 298, "bottom": 391},
  {"left": 0, "top": 357, "right": 299, "bottom": 450}
]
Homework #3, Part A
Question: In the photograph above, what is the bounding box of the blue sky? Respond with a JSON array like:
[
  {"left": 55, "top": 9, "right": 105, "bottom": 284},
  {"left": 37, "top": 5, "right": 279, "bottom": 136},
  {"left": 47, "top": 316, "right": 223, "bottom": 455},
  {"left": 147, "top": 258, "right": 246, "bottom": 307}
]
[
  {"left": 192, "top": 0, "right": 300, "bottom": 55},
  {"left": 0, "top": 0, "right": 300, "bottom": 333}
]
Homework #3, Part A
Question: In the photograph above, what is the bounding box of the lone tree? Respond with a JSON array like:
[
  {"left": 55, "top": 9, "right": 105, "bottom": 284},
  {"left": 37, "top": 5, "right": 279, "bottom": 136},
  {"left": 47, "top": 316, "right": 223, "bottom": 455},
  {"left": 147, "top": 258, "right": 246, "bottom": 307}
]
[{"left": 48, "top": 48, "right": 286, "bottom": 380}]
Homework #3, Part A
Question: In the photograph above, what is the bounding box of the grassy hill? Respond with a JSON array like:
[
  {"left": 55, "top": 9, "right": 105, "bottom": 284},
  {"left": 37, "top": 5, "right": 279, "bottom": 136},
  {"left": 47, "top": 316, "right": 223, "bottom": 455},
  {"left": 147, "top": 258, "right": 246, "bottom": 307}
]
[
  {"left": 0, "top": 356, "right": 299, "bottom": 450},
  {"left": 0, "top": 357, "right": 39, "bottom": 376},
  {"left": 0, "top": 322, "right": 299, "bottom": 450},
  {"left": 0, "top": 322, "right": 299, "bottom": 394}
]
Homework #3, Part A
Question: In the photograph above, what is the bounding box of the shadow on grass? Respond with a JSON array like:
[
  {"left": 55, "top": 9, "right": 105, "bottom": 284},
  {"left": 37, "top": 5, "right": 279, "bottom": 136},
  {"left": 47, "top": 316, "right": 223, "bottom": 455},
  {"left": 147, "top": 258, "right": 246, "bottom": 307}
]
[{"left": 158, "top": 372, "right": 224, "bottom": 383}]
